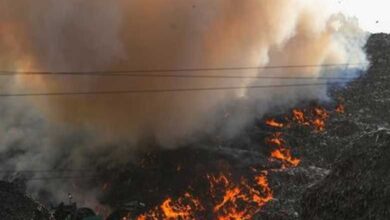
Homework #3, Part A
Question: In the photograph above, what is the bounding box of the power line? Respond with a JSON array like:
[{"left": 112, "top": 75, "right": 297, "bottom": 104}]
[
  {"left": 1, "top": 176, "right": 99, "bottom": 181},
  {"left": 4, "top": 73, "right": 364, "bottom": 80},
  {"left": 6, "top": 73, "right": 364, "bottom": 80},
  {"left": 0, "top": 63, "right": 366, "bottom": 76},
  {"left": 0, "top": 82, "right": 348, "bottom": 97},
  {"left": 0, "top": 169, "right": 94, "bottom": 173},
  {"left": 26, "top": 176, "right": 99, "bottom": 181}
]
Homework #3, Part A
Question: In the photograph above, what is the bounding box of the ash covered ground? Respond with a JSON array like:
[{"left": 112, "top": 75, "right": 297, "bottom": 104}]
[{"left": 1, "top": 33, "right": 390, "bottom": 220}]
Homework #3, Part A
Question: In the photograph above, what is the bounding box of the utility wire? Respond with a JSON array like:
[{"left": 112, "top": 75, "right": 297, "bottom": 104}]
[
  {"left": 4, "top": 73, "right": 364, "bottom": 80},
  {"left": 26, "top": 176, "right": 99, "bottom": 181},
  {"left": 0, "top": 63, "right": 374, "bottom": 179},
  {"left": 1, "top": 176, "right": 99, "bottom": 181},
  {"left": 0, "top": 169, "right": 94, "bottom": 173},
  {"left": 0, "top": 63, "right": 366, "bottom": 76},
  {"left": 0, "top": 82, "right": 349, "bottom": 97}
]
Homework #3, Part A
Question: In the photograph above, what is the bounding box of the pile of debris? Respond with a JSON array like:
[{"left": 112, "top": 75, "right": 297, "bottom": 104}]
[
  {"left": 299, "top": 33, "right": 390, "bottom": 220},
  {"left": 301, "top": 129, "right": 390, "bottom": 220},
  {"left": 0, "top": 181, "right": 49, "bottom": 220}
]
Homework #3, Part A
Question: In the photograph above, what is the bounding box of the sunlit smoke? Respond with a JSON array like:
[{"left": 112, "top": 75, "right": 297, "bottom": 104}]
[{"left": 0, "top": 0, "right": 368, "bottom": 204}]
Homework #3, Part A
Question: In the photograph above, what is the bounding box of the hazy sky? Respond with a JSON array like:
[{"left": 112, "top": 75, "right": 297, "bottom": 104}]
[{"left": 332, "top": 0, "right": 390, "bottom": 33}]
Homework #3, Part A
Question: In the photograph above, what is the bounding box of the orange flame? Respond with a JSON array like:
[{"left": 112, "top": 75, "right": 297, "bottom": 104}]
[
  {"left": 311, "top": 107, "right": 329, "bottom": 131},
  {"left": 267, "top": 133, "right": 300, "bottom": 168},
  {"left": 254, "top": 174, "right": 273, "bottom": 203},
  {"left": 291, "top": 107, "right": 329, "bottom": 132},
  {"left": 265, "top": 119, "right": 284, "bottom": 128},
  {"left": 160, "top": 198, "right": 190, "bottom": 219},
  {"left": 210, "top": 173, "right": 273, "bottom": 220},
  {"left": 311, "top": 118, "right": 325, "bottom": 131},
  {"left": 138, "top": 172, "right": 273, "bottom": 219},
  {"left": 270, "top": 148, "right": 300, "bottom": 168},
  {"left": 213, "top": 187, "right": 241, "bottom": 212},
  {"left": 313, "top": 107, "right": 329, "bottom": 119},
  {"left": 292, "top": 109, "right": 307, "bottom": 124},
  {"left": 136, "top": 215, "right": 147, "bottom": 220},
  {"left": 136, "top": 104, "right": 343, "bottom": 219},
  {"left": 138, "top": 193, "right": 203, "bottom": 220},
  {"left": 267, "top": 132, "right": 284, "bottom": 146}
]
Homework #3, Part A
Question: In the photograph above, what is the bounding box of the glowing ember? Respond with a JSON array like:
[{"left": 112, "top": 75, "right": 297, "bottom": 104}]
[
  {"left": 138, "top": 172, "right": 273, "bottom": 220},
  {"left": 311, "top": 118, "right": 325, "bottom": 131},
  {"left": 160, "top": 198, "right": 190, "bottom": 219},
  {"left": 211, "top": 173, "right": 273, "bottom": 220},
  {"left": 265, "top": 119, "right": 284, "bottom": 128},
  {"left": 290, "top": 107, "right": 330, "bottom": 132},
  {"left": 292, "top": 109, "right": 308, "bottom": 125},
  {"left": 254, "top": 174, "right": 273, "bottom": 203},
  {"left": 136, "top": 215, "right": 147, "bottom": 220},
  {"left": 213, "top": 187, "right": 241, "bottom": 212},
  {"left": 266, "top": 133, "right": 300, "bottom": 168},
  {"left": 267, "top": 132, "right": 284, "bottom": 146},
  {"left": 270, "top": 148, "right": 300, "bottom": 168},
  {"left": 138, "top": 193, "right": 203, "bottom": 220},
  {"left": 310, "top": 107, "right": 328, "bottom": 131},
  {"left": 313, "top": 107, "right": 329, "bottom": 120}
]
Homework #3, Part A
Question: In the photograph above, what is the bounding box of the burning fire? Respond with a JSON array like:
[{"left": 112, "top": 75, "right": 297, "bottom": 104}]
[
  {"left": 266, "top": 133, "right": 300, "bottom": 168},
  {"left": 133, "top": 104, "right": 344, "bottom": 219},
  {"left": 265, "top": 119, "right": 284, "bottom": 128},
  {"left": 270, "top": 149, "right": 300, "bottom": 168},
  {"left": 137, "top": 172, "right": 273, "bottom": 220},
  {"left": 312, "top": 107, "right": 329, "bottom": 131},
  {"left": 291, "top": 107, "right": 329, "bottom": 131},
  {"left": 137, "top": 193, "right": 203, "bottom": 220},
  {"left": 292, "top": 109, "right": 307, "bottom": 125},
  {"left": 264, "top": 105, "right": 341, "bottom": 168},
  {"left": 210, "top": 172, "right": 273, "bottom": 220}
]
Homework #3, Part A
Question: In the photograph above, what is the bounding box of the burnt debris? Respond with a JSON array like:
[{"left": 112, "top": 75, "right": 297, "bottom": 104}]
[{"left": 0, "top": 181, "right": 49, "bottom": 220}]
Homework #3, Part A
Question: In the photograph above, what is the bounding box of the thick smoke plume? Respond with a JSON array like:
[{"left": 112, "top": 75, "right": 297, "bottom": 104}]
[{"left": 0, "top": 0, "right": 367, "bottom": 203}]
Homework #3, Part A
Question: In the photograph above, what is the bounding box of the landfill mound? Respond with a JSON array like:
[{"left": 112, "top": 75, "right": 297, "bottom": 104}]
[
  {"left": 301, "top": 129, "right": 390, "bottom": 220},
  {"left": 1, "top": 33, "right": 390, "bottom": 219},
  {"left": 299, "top": 33, "right": 390, "bottom": 220}
]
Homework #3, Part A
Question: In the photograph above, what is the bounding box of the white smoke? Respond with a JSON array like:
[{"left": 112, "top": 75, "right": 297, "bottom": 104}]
[{"left": 0, "top": 0, "right": 368, "bottom": 204}]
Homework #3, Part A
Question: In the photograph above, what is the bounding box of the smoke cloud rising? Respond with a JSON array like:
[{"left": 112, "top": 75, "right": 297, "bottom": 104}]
[{"left": 0, "top": 0, "right": 367, "bottom": 203}]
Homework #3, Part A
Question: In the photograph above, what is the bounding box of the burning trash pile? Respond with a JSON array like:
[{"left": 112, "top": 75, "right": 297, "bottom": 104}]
[
  {"left": 136, "top": 171, "right": 272, "bottom": 220},
  {"left": 89, "top": 34, "right": 390, "bottom": 219},
  {"left": 2, "top": 33, "right": 390, "bottom": 220},
  {"left": 0, "top": 0, "right": 388, "bottom": 218},
  {"left": 95, "top": 104, "right": 343, "bottom": 220}
]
